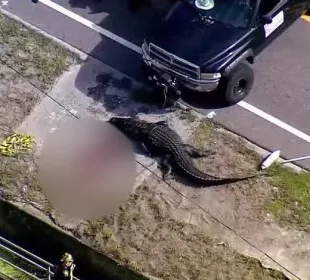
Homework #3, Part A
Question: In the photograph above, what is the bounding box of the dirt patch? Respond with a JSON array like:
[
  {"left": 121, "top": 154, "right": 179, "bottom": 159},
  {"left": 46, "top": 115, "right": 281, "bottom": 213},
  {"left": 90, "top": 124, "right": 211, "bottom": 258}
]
[
  {"left": 191, "top": 120, "right": 262, "bottom": 172},
  {"left": 0, "top": 64, "right": 43, "bottom": 211},
  {"left": 187, "top": 120, "right": 270, "bottom": 224},
  {"left": 0, "top": 12, "right": 77, "bottom": 139},
  {"left": 0, "top": 153, "right": 50, "bottom": 212},
  {"left": 191, "top": 120, "right": 310, "bottom": 233},
  {"left": 180, "top": 116, "right": 310, "bottom": 237},
  {"left": 0, "top": 13, "right": 76, "bottom": 91},
  {"left": 79, "top": 181, "right": 288, "bottom": 280},
  {"left": 0, "top": 64, "right": 43, "bottom": 138}
]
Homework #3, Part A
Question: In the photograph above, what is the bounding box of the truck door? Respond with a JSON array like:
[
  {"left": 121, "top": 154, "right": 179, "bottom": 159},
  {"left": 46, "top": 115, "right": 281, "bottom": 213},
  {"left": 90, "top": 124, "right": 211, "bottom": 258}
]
[
  {"left": 251, "top": 0, "right": 292, "bottom": 56},
  {"left": 258, "top": 0, "right": 289, "bottom": 40}
]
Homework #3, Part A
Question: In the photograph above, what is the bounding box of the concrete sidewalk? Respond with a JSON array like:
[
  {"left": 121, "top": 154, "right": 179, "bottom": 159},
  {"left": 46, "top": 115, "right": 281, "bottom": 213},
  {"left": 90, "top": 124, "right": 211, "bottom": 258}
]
[{"left": 16, "top": 56, "right": 200, "bottom": 188}]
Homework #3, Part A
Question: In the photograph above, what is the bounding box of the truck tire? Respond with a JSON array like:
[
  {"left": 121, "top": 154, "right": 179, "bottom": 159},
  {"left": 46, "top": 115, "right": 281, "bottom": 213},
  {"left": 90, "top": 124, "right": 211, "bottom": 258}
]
[{"left": 220, "top": 61, "right": 254, "bottom": 105}]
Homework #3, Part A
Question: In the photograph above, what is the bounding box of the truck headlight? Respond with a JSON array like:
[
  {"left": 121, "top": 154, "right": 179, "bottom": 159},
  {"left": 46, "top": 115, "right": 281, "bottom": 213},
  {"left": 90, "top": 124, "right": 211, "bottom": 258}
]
[{"left": 201, "top": 73, "right": 221, "bottom": 80}]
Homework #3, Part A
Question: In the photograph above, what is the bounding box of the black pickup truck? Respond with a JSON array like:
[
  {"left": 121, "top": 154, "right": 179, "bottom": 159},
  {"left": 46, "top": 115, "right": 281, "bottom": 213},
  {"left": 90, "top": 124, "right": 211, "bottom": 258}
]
[{"left": 141, "top": 0, "right": 310, "bottom": 105}]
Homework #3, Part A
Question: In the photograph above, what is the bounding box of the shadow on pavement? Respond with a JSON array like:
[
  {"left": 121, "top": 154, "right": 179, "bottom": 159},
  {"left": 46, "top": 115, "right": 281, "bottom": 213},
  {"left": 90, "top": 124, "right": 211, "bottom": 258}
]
[
  {"left": 70, "top": 0, "right": 231, "bottom": 114},
  {"left": 68, "top": 0, "right": 171, "bottom": 44},
  {"left": 181, "top": 88, "right": 230, "bottom": 110}
]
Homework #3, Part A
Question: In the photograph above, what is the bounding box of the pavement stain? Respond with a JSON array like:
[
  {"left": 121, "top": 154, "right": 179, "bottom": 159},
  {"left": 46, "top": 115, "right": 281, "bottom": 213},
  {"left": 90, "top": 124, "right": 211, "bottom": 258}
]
[
  {"left": 130, "top": 85, "right": 180, "bottom": 109},
  {"left": 87, "top": 73, "right": 134, "bottom": 111},
  {"left": 86, "top": 72, "right": 178, "bottom": 114},
  {"left": 96, "top": 73, "right": 133, "bottom": 91}
]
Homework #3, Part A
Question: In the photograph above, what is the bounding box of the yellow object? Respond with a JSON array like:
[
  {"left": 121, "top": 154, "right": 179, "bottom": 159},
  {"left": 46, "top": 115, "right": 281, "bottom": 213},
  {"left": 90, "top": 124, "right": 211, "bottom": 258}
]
[
  {"left": 60, "top": 253, "right": 74, "bottom": 264},
  {"left": 0, "top": 133, "right": 35, "bottom": 157},
  {"left": 301, "top": 15, "right": 310, "bottom": 23}
]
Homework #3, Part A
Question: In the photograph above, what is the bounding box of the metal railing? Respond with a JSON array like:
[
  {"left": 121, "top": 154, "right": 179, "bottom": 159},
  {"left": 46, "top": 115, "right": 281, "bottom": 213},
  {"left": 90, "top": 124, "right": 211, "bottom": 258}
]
[{"left": 0, "top": 235, "right": 80, "bottom": 280}]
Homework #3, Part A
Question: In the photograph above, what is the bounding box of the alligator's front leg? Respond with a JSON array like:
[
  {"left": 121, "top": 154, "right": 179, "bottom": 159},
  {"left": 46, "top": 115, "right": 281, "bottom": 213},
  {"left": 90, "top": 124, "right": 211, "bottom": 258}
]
[
  {"left": 183, "top": 144, "right": 215, "bottom": 158},
  {"left": 141, "top": 142, "right": 152, "bottom": 156}
]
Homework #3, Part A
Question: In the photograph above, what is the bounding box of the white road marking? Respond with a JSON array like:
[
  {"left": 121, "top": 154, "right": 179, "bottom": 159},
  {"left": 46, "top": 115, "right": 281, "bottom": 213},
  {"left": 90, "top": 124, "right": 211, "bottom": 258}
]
[
  {"left": 35, "top": 0, "right": 310, "bottom": 144},
  {"left": 238, "top": 101, "right": 310, "bottom": 143}
]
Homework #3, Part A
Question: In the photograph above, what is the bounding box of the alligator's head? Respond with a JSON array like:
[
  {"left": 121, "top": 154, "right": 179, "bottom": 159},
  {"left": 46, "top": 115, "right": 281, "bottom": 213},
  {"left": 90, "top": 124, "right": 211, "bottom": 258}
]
[{"left": 108, "top": 117, "right": 145, "bottom": 139}]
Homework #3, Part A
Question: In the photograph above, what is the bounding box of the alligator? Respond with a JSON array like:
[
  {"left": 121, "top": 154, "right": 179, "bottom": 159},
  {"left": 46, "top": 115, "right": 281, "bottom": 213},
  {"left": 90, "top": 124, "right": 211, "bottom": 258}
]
[{"left": 108, "top": 116, "right": 266, "bottom": 186}]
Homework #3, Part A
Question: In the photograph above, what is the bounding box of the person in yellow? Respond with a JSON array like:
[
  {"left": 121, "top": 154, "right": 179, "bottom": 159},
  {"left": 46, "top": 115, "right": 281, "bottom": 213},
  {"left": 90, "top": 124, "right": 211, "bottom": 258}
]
[{"left": 53, "top": 253, "right": 76, "bottom": 280}]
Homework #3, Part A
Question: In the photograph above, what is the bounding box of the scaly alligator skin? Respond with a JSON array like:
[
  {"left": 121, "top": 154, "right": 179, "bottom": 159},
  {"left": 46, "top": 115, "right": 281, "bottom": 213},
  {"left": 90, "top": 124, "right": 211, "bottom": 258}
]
[{"left": 109, "top": 117, "right": 265, "bottom": 186}]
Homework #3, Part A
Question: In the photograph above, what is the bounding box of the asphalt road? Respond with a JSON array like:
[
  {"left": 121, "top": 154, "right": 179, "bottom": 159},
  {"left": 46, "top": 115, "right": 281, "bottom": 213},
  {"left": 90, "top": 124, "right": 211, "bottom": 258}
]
[{"left": 2, "top": 0, "right": 310, "bottom": 170}]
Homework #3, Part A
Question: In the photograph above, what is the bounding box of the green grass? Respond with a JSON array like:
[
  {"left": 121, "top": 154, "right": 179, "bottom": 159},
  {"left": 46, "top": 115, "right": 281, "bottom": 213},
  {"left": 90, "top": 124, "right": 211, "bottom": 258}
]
[
  {"left": 0, "top": 259, "right": 34, "bottom": 280},
  {"left": 0, "top": 247, "right": 36, "bottom": 280},
  {"left": 190, "top": 120, "right": 214, "bottom": 149},
  {"left": 266, "top": 164, "right": 310, "bottom": 231},
  {"left": 177, "top": 108, "right": 197, "bottom": 124},
  {"left": 0, "top": 13, "right": 76, "bottom": 90}
]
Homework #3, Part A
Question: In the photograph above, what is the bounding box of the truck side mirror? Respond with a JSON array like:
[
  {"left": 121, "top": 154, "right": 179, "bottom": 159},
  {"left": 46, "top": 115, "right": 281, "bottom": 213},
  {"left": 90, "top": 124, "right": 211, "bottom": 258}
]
[{"left": 261, "top": 15, "right": 273, "bottom": 24}]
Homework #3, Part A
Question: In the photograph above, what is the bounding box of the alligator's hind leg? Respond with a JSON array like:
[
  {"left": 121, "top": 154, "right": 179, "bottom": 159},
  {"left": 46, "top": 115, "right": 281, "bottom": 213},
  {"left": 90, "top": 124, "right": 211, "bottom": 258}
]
[
  {"left": 183, "top": 144, "right": 215, "bottom": 158},
  {"left": 160, "top": 159, "right": 172, "bottom": 181},
  {"left": 155, "top": 155, "right": 172, "bottom": 181}
]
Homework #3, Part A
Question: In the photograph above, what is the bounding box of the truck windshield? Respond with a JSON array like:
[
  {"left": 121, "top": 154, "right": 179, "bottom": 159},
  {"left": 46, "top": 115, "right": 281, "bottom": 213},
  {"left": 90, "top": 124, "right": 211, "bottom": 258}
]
[{"left": 187, "top": 0, "right": 257, "bottom": 28}]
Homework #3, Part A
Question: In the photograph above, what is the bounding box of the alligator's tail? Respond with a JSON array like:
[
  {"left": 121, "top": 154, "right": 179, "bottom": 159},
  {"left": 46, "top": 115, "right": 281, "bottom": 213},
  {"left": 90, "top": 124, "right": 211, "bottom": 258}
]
[
  {"left": 193, "top": 172, "right": 267, "bottom": 187},
  {"left": 207, "top": 172, "right": 267, "bottom": 186},
  {"left": 178, "top": 164, "right": 268, "bottom": 187}
]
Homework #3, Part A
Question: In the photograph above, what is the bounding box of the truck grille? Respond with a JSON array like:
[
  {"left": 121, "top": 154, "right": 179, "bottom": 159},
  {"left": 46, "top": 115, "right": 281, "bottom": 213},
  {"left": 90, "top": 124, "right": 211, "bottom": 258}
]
[{"left": 149, "top": 43, "right": 200, "bottom": 79}]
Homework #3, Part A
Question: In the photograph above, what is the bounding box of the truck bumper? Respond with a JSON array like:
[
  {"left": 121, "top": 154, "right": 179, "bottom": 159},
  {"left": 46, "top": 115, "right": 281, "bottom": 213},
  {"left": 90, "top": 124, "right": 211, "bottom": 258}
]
[{"left": 141, "top": 43, "right": 220, "bottom": 93}]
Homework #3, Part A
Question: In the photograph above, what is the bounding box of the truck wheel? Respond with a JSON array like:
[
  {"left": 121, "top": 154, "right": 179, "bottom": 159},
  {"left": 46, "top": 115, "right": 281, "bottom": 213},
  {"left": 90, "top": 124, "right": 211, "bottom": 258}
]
[{"left": 221, "top": 62, "right": 254, "bottom": 105}]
